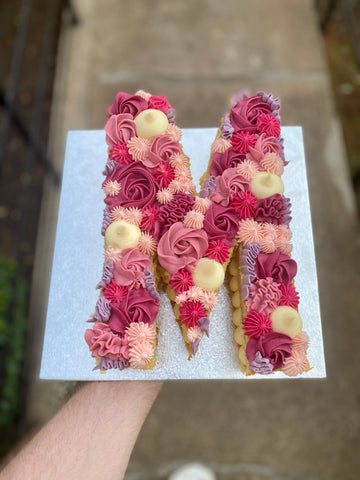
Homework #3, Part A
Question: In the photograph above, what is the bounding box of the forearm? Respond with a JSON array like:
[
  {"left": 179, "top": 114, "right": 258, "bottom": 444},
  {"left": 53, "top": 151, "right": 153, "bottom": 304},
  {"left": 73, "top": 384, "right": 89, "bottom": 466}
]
[{"left": 1, "top": 381, "right": 163, "bottom": 480}]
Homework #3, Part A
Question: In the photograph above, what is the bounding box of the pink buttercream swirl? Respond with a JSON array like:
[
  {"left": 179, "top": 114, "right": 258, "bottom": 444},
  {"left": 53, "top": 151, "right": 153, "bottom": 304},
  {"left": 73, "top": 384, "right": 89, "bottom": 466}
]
[
  {"left": 157, "top": 222, "right": 208, "bottom": 274},
  {"left": 144, "top": 134, "right": 181, "bottom": 169},
  {"left": 255, "top": 249, "right": 297, "bottom": 285},
  {"left": 148, "top": 95, "right": 172, "bottom": 113},
  {"left": 104, "top": 114, "right": 136, "bottom": 147},
  {"left": 246, "top": 277, "right": 282, "bottom": 315},
  {"left": 210, "top": 168, "right": 249, "bottom": 206},
  {"left": 209, "top": 148, "right": 244, "bottom": 177},
  {"left": 84, "top": 323, "right": 130, "bottom": 361},
  {"left": 107, "top": 92, "right": 148, "bottom": 118},
  {"left": 247, "top": 133, "right": 282, "bottom": 164},
  {"left": 113, "top": 248, "right": 152, "bottom": 289},
  {"left": 203, "top": 203, "right": 239, "bottom": 246},
  {"left": 229, "top": 95, "right": 272, "bottom": 133},
  {"left": 246, "top": 331, "right": 293, "bottom": 370},
  {"left": 108, "top": 288, "right": 159, "bottom": 335},
  {"left": 104, "top": 163, "right": 158, "bottom": 209}
]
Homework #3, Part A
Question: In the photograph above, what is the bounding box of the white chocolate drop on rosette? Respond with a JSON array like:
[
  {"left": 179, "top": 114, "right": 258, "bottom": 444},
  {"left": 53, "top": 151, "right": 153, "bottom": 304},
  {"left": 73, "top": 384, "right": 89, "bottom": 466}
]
[
  {"left": 134, "top": 108, "right": 169, "bottom": 140},
  {"left": 250, "top": 171, "right": 284, "bottom": 199}
]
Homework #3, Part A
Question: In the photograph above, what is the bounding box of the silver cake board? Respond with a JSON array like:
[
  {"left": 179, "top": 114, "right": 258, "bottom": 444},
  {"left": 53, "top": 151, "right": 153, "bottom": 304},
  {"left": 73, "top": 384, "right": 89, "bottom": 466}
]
[{"left": 40, "top": 127, "right": 326, "bottom": 380}]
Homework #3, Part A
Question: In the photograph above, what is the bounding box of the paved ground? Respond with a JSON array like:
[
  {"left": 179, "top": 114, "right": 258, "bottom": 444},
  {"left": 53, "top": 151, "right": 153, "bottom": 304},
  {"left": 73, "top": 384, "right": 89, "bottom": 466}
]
[{"left": 26, "top": 1, "right": 360, "bottom": 479}]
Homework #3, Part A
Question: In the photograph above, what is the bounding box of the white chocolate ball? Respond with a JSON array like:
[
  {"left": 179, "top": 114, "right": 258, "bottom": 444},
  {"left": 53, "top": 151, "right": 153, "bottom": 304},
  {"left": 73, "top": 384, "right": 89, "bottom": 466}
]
[
  {"left": 104, "top": 220, "right": 141, "bottom": 251},
  {"left": 134, "top": 109, "right": 169, "bottom": 140},
  {"left": 270, "top": 306, "right": 302, "bottom": 338},
  {"left": 192, "top": 258, "right": 225, "bottom": 290},
  {"left": 250, "top": 171, "right": 284, "bottom": 199}
]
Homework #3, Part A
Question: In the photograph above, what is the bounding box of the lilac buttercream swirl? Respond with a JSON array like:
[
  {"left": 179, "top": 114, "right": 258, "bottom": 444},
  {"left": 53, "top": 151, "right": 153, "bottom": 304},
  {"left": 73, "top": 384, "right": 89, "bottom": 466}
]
[
  {"left": 220, "top": 114, "right": 234, "bottom": 139},
  {"left": 191, "top": 338, "right": 200, "bottom": 356},
  {"left": 241, "top": 242, "right": 261, "bottom": 300},
  {"left": 102, "top": 159, "right": 118, "bottom": 177},
  {"left": 166, "top": 108, "right": 175, "bottom": 124},
  {"left": 198, "top": 316, "right": 210, "bottom": 337},
  {"left": 256, "top": 91, "right": 281, "bottom": 120},
  {"left": 249, "top": 351, "right": 274, "bottom": 375},
  {"left": 96, "top": 260, "right": 114, "bottom": 289},
  {"left": 92, "top": 296, "right": 111, "bottom": 322},
  {"left": 101, "top": 208, "right": 112, "bottom": 236},
  {"left": 143, "top": 268, "right": 160, "bottom": 301},
  {"left": 283, "top": 197, "right": 292, "bottom": 226},
  {"left": 231, "top": 90, "right": 250, "bottom": 107},
  {"left": 93, "top": 357, "right": 130, "bottom": 371},
  {"left": 199, "top": 176, "right": 216, "bottom": 198}
]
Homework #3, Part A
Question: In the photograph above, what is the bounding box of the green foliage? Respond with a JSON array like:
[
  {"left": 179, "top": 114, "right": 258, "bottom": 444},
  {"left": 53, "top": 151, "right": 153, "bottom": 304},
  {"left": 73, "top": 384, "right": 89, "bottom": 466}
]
[{"left": 0, "top": 256, "right": 28, "bottom": 452}]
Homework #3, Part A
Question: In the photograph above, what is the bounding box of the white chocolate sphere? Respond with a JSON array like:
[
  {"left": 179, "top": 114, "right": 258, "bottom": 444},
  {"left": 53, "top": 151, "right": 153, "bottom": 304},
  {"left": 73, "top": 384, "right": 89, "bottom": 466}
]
[
  {"left": 104, "top": 220, "right": 141, "bottom": 251},
  {"left": 192, "top": 258, "right": 225, "bottom": 290},
  {"left": 270, "top": 306, "right": 302, "bottom": 338},
  {"left": 134, "top": 109, "right": 169, "bottom": 140},
  {"left": 250, "top": 172, "right": 284, "bottom": 199}
]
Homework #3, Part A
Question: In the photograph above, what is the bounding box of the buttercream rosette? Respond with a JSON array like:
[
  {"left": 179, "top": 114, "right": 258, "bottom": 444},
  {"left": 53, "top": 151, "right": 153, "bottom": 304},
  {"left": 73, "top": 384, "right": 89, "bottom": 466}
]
[
  {"left": 86, "top": 90, "right": 193, "bottom": 371},
  {"left": 86, "top": 89, "right": 310, "bottom": 376},
  {"left": 200, "top": 91, "right": 310, "bottom": 376}
]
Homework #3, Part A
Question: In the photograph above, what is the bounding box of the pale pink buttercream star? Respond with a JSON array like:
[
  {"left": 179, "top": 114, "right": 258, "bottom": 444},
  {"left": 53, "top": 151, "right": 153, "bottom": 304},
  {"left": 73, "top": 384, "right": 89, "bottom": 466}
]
[
  {"left": 138, "top": 232, "right": 157, "bottom": 256},
  {"left": 127, "top": 136, "right": 151, "bottom": 161},
  {"left": 261, "top": 152, "right": 284, "bottom": 176},
  {"left": 104, "top": 246, "right": 122, "bottom": 263},
  {"left": 103, "top": 180, "right": 121, "bottom": 196},
  {"left": 187, "top": 326, "right": 203, "bottom": 342},
  {"left": 110, "top": 206, "right": 127, "bottom": 221},
  {"left": 199, "top": 290, "right": 218, "bottom": 310},
  {"left": 157, "top": 188, "right": 174, "bottom": 204},
  {"left": 124, "top": 207, "right": 143, "bottom": 226},
  {"left": 236, "top": 219, "right": 263, "bottom": 244},
  {"left": 211, "top": 137, "right": 231, "bottom": 153},
  {"left": 169, "top": 153, "right": 187, "bottom": 168},
  {"left": 236, "top": 159, "right": 259, "bottom": 181},
  {"left": 193, "top": 196, "right": 212, "bottom": 214},
  {"left": 183, "top": 210, "right": 204, "bottom": 229},
  {"left": 135, "top": 90, "right": 152, "bottom": 101},
  {"left": 166, "top": 124, "right": 182, "bottom": 142}
]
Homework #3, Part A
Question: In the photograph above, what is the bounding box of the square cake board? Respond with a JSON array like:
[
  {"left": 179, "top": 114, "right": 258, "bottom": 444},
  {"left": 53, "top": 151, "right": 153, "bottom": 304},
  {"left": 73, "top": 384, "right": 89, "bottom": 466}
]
[{"left": 40, "top": 127, "right": 326, "bottom": 380}]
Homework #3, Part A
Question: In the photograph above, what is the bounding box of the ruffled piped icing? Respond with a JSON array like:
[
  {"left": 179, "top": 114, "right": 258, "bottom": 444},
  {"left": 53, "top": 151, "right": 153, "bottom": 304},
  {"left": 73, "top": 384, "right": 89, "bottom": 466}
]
[
  {"left": 86, "top": 89, "right": 310, "bottom": 375},
  {"left": 201, "top": 91, "right": 309, "bottom": 376},
  {"left": 86, "top": 91, "right": 190, "bottom": 371}
]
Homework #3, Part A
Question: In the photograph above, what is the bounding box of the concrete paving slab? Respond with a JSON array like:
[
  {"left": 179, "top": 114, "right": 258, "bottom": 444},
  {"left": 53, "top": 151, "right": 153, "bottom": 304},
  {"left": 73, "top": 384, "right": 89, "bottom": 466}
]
[{"left": 26, "top": 0, "right": 360, "bottom": 479}]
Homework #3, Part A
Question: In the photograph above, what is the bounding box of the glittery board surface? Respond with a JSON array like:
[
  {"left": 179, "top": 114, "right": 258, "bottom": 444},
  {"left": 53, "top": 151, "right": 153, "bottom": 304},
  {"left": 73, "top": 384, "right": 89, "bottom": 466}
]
[{"left": 40, "top": 127, "right": 326, "bottom": 380}]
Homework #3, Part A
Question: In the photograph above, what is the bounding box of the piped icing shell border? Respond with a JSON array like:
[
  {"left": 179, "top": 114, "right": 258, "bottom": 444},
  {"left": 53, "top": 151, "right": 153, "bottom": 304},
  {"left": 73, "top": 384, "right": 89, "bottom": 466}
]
[
  {"left": 200, "top": 91, "right": 310, "bottom": 376},
  {"left": 85, "top": 90, "right": 195, "bottom": 371}
]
